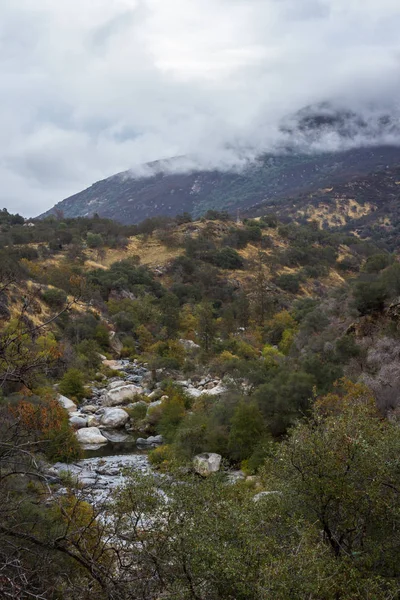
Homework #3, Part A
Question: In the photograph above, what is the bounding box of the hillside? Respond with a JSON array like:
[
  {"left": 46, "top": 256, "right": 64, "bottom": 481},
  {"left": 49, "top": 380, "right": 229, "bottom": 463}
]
[
  {"left": 248, "top": 162, "right": 400, "bottom": 249},
  {"left": 3, "top": 207, "right": 400, "bottom": 597},
  {"left": 40, "top": 145, "right": 400, "bottom": 224}
]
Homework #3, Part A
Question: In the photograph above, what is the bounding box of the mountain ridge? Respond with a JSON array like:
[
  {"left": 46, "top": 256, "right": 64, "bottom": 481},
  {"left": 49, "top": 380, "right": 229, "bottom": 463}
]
[{"left": 40, "top": 145, "right": 400, "bottom": 224}]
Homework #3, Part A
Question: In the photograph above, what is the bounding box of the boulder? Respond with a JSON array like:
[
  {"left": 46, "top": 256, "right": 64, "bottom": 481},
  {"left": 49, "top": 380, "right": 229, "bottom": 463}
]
[
  {"left": 108, "top": 380, "right": 127, "bottom": 390},
  {"left": 102, "top": 359, "right": 125, "bottom": 371},
  {"left": 57, "top": 394, "right": 77, "bottom": 414},
  {"left": 105, "top": 384, "right": 143, "bottom": 406},
  {"left": 193, "top": 453, "right": 222, "bottom": 476},
  {"left": 109, "top": 331, "right": 123, "bottom": 356},
  {"left": 185, "top": 387, "right": 203, "bottom": 399},
  {"left": 102, "top": 430, "right": 129, "bottom": 442},
  {"left": 179, "top": 339, "right": 201, "bottom": 352},
  {"left": 203, "top": 384, "right": 227, "bottom": 397},
  {"left": 136, "top": 435, "right": 164, "bottom": 446},
  {"left": 76, "top": 427, "right": 108, "bottom": 445},
  {"left": 69, "top": 416, "right": 88, "bottom": 429},
  {"left": 87, "top": 415, "right": 101, "bottom": 427},
  {"left": 100, "top": 408, "right": 129, "bottom": 429},
  {"left": 80, "top": 405, "right": 99, "bottom": 414},
  {"left": 146, "top": 399, "right": 163, "bottom": 415}
]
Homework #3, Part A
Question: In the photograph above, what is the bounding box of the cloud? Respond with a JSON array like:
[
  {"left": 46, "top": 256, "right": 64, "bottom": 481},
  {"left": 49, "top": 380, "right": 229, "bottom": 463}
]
[{"left": 1, "top": 0, "right": 400, "bottom": 216}]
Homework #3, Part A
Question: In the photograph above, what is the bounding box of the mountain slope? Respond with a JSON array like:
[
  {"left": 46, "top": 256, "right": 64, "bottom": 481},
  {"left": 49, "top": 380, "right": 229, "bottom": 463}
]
[
  {"left": 40, "top": 146, "right": 400, "bottom": 224},
  {"left": 247, "top": 161, "right": 400, "bottom": 249}
]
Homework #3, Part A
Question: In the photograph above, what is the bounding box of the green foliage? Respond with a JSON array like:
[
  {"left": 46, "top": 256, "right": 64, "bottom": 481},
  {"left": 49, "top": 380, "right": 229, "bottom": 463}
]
[
  {"left": 86, "top": 232, "right": 104, "bottom": 248},
  {"left": 76, "top": 339, "right": 102, "bottom": 371},
  {"left": 353, "top": 279, "right": 388, "bottom": 315},
  {"left": 254, "top": 369, "right": 316, "bottom": 436},
  {"left": 58, "top": 368, "right": 86, "bottom": 401},
  {"left": 45, "top": 420, "right": 82, "bottom": 463},
  {"left": 157, "top": 396, "right": 186, "bottom": 442},
  {"left": 275, "top": 273, "right": 301, "bottom": 293},
  {"left": 261, "top": 344, "right": 284, "bottom": 367},
  {"left": 42, "top": 288, "right": 67, "bottom": 309},
  {"left": 211, "top": 247, "right": 244, "bottom": 269},
  {"left": 264, "top": 380, "right": 400, "bottom": 590},
  {"left": 228, "top": 401, "right": 265, "bottom": 461},
  {"left": 196, "top": 302, "right": 217, "bottom": 352},
  {"left": 363, "top": 252, "right": 392, "bottom": 273}
]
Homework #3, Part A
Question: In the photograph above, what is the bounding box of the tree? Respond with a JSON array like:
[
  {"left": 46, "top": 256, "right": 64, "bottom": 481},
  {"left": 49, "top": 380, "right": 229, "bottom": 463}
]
[
  {"left": 353, "top": 280, "right": 387, "bottom": 315},
  {"left": 264, "top": 380, "right": 400, "bottom": 590},
  {"left": 86, "top": 232, "right": 104, "bottom": 249},
  {"left": 228, "top": 401, "right": 265, "bottom": 461},
  {"left": 196, "top": 302, "right": 217, "bottom": 352},
  {"left": 254, "top": 370, "right": 315, "bottom": 436}
]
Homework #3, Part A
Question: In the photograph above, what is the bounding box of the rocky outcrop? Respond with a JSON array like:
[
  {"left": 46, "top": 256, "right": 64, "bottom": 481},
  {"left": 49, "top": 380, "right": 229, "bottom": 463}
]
[
  {"left": 105, "top": 384, "right": 143, "bottom": 406},
  {"left": 100, "top": 408, "right": 129, "bottom": 429},
  {"left": 193, "top": 453, "right": 222, "bottom": 476},
  {"left": 179, "top": 380, "right": 227, "bottom": 399},
  {"left": 179, "top": 339, "right": 201, "bottom": 353},
  {"left": 109, "top": 331, "right": 123, "bottom": 356},
  {"left": 76, "top": 427, "right": 108, "bottom": 445},
  {"left": 102, "top": 359, "right": 125, "bottom": 371}
]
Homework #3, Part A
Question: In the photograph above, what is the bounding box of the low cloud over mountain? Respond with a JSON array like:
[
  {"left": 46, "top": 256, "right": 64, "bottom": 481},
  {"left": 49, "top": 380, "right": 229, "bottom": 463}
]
[{"left": 2, "top": 0, "right": 400, "bottom": 215}]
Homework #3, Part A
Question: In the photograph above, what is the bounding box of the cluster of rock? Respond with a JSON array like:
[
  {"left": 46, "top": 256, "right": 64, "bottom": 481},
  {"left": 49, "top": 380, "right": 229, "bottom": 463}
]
[
  {"left": 58, "top": 357, "right": 230, "bottom": 450},
  {"left": 50, "top": 454, "right": 151, "bottom": 504},
  {"left": 177, "top": 377, "right": 227, "bottom": 399},
  {"left": 57, "top": 359, "right": 166, "bottom": 449}
]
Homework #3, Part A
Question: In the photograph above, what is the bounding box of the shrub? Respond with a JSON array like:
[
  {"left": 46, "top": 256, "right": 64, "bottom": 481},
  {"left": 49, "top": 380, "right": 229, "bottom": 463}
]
[
  {"left": 228, "top": 402, "right": 265, "bottom": 461},
  {"left": 212, "top": 247, "right": 244, "bottom": 270},
  {"left": 148, "top": 444, "right": 176, "bottom": 470},
  {"left": 363, "top": 253, "right": 391, "bottom": 274},
  {"left": 353, "top": 280, "right": 387, "bottom": 315},
  {"left": 275, "top": 273, "right": 300, "bottom": 293},
  {"left": 58, "top": 368, "right": 86, "bottom": 401},
  {"left": 42, "top": 288, "right": 68, "bottom": 310},
  {"left": 86, "top": 232, "right": 104, "bottom": 248}
]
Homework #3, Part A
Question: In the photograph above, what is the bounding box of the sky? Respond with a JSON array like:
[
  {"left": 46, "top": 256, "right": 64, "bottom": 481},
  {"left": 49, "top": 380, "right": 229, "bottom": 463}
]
[{"left": 1, "top": 0, "right": 400, "bottom": 217}]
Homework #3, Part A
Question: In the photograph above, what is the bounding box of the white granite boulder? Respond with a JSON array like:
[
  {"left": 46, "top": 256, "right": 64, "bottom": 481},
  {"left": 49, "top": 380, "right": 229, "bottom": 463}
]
[
  {"left": 76, "top": 427, "right": 108, "bottom": 445},
  {"left": 105, "top": 384, "right": 143, "bottom": 406},
  {"left": 57, "top": 394, "right": 77, "bottom": 413},
  {"left": 193, "top": 453, "right": 222, "bottom": 476},
  {"left": 100, "top": 408, "right": 129, "bottom": 429},
  {"left": 69, "top": 416, "right": 88, "bottom": 429}
]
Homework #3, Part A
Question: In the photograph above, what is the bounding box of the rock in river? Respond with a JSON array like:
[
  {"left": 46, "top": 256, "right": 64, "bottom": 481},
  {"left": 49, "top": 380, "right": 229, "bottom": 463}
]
[
  {"left": 100, "top": 408, "right": 129, "bottom": 429},
  {"left": 105, "top": 384, "right": 143, "bottom": 406},
  {"left": 76, "top": 427, "right": 108, "bottom": 445},
  {"left": 69, "top": 416, "right": 88, "bottom": 429},
  {"left": 57, "top": 394, "right": 77, "bottom": 413}
]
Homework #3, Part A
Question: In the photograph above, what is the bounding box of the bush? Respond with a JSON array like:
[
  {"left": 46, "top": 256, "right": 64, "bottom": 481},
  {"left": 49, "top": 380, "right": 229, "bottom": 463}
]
[
  {"left": 211, "top": 247, "right": 244, "bottom": 270},
  {"left": 353, "top": 280, "right": 388, "bottom": 315},
  {"left": 228, "top": 402, "right": 265, "bottom": 462},
  {"left": 275, "top": 273, "right": 301, "bottom": 293},
  {"left": 42, "top": 288, "right": 67, "bottom": 310},
  {"left": 363, "top": 253, "right": 391, "bottom": 274},
  {"left": 86, "top": 232, "right": 104, "bottom": 249},
  {"left": 58, "top": 368, "right": 86, "bottom": 401},
  {"left": 148, "top": 444, "right": 176, "bottom": 470}
]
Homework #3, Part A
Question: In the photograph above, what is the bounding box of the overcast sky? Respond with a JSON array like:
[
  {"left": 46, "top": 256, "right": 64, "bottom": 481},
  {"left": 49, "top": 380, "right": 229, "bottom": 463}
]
[{"left": 1, "top": 0, "right": 400, "bottom": 216}]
